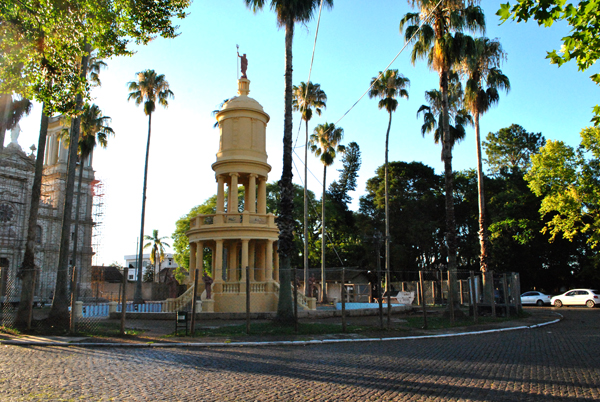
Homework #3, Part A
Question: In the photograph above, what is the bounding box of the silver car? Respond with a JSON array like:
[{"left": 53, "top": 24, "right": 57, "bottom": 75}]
[
  {"left": 520, "top": 291, "right": 551, "bottom": 306},
  {"left": 551, "top": 289, "right": 600, "bottom": 308}
]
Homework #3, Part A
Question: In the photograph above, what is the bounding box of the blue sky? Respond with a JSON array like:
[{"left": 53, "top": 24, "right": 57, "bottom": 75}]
[{"left": 10, "top": 0, "right": 599, "bottom": 266}]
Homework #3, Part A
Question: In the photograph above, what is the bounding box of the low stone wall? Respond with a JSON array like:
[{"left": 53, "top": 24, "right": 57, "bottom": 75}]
[{"left": 109, "top": 304, "right": 412, "bottom": 321}]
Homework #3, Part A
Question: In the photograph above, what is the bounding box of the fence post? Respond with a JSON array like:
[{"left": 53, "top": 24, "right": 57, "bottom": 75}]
[
  {"left": 377, "top": 251, "right": 383, "bottom": 329},
  {"left": 489, "top": 271, "right": 496, "bottom": 318},
  {"left": 459, "top": 280, "right": 464, "bottom": 305},
  {"left": 293, "top": 267, "right": 298, "bottom": 333},
  {"left": 386, "top": 264, "right": 391, "bottom": 330},
  {"left": 447, "top": 271, "right": 455, "bottom": 323},
  {"left": 246, "top": 266, "right": 250, "bottom": 335},
  {"left": 70, "top": 266, "right": 78, "bottom": 334},
  {"left": 514, "top": 273, "right": 522, "bottom": 312},
  {"left": 120, "top": 268, "right": 128, "bottom": 335},
  {"left": 190, "top": 269, "right": 199, "bottom": 336},
  {"left": 502, "top": 273, "right": 509, "bottom": 316},
  {"left": 27, "top": 268, "right": 37, "bottom": 331},
  {"left": 419, "top": 271, "right": 427, "bottom": 329},
  {"left": 470, "top": 271, "right": 478, "bottom": 323},
  {"left": 341, "top": 267, "right": 346, "bottom": 333}
]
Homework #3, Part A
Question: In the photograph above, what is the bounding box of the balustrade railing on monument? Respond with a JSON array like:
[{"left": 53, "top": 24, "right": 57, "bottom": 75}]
[{"left": 190, "top": 212, "right": 275, "bottom": 228}]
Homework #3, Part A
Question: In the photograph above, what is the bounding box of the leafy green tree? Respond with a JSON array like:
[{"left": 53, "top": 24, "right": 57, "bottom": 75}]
[
  {"left": 401, "top": 0, "right": 485, "bottom": 307},
  {"left": 3, "top": 0, "right": 188, "bottom": 330},
  {"left": 244, "top": 0, "right": 333, "bottom": 322},
  {"left": 525, "top": 127, "right": 600, "bottom": 249},
  {"left": 326, "top": 142, "right": 366, "bottom": 268},
  {"left": 310, "top": 122, "right": 345, "bottom": 302},
  {"left": 460, "top": 36, "right": 510, "bottom": 273},
  {"left": 483, "top": 124, "right": 545, "bottom": 175},
  {"left": 498, "top": 0, "right": 600, "bottom": 124},
  {"left": 293, "top": 81, "right": 327, "bottom": 296},
  {"left": 172, "top": 196, "right": 217, "bottom": 282},
  {"left": 143, "top": 266, "right": 154, "bottom": 283},
  {"left": 329, "top": 142, "right": 361, "bottom": 210},
  {"left": 368, "top": 69, "right": 409, "bottom": 299},
  {"left": 0, "top": 0, "right": 189, "bottom": 112},
  {"left": 144, "top": 230, "right": 171, "bottom": 283},
  {"left": 128, "top": 70, "right": 174, "bottom": 303},
  {"left": 360, "top": 161, "right": 444, "bottom": 274}
]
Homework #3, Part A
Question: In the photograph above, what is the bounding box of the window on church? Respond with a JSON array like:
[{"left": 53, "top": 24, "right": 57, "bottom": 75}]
[{"left": 36, "top": 225, "right": 42, "bottom": 244}]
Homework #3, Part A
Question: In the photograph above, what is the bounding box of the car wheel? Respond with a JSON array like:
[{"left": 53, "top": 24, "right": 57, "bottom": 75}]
[
  {"left": 586, "top": 300, "right": 595, "bottom": 308},
  {"left": 536, "top": 300, "right": 544, "bottom": 306},
  {"left": 554, "top": 300, "right": 563, "bottom": 308}
]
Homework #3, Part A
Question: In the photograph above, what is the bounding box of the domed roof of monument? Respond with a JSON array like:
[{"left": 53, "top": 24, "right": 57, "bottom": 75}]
[
  {"left": 221, "top": 93, "right": 265, "bottom": 113},
  {"left": 218, "top": 78, "right": 268, "bottom": 116}
]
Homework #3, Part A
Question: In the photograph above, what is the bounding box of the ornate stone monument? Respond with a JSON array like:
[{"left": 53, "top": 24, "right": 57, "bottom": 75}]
[{"left": 186, "top": 76, "right": 281, "bottom": 313}]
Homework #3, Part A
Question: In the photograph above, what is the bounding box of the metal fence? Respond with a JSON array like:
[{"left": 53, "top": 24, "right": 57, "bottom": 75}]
[{"left": 2, "top": 265, "right": 522, "bottom": 336}]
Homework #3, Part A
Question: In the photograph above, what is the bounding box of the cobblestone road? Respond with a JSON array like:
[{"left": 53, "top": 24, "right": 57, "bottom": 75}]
[{"left": 1, "top": 309, "right": 599, "bottom": 401}]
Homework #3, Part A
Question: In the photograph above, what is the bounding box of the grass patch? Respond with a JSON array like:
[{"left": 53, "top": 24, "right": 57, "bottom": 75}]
[
  {"left": 0, "top": 325, "right": 21, "bottom": 336},
  {"left": 168, "top": 322, "right": 369, "bottom": 338},
  {"left": 405, "top": 310, "right": 530, "bottom": 330},
  {"left": 75, "top": 322, "right": 144, "bottom": 337}
]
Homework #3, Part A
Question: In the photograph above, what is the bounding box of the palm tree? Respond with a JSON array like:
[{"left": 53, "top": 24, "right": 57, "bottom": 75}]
[
  {"left": 127, "top": 69, "right": 174, "bottom": 303},
  {"left": 417, "top": 72, "right": 472, "bottom": 157},
  {"left": 400, "top": 0, "right": 484, "bottom": 309},
  {"left": 292, "top": 81, "right": 327, "bottom": 297},
  {"left": 144, "top": 229, "right": 171, "bottom": 283},
  {"left": 49, "top": 44, "right": 92, "bottom": 328},
  {"left": 244, "top": 0, "right": 333, "bottom": 322},
  {"left": 368, "top": 69, "right": 409, "bottom": 322},
  {"left": 65, "top": 104, "right": 114, "bottom": 283},
  {"left": 460, "top": 37, "right": 510, "bottom": 274},
  {"left": 309, "top": 122, "right": 345, "bottom": 303}
]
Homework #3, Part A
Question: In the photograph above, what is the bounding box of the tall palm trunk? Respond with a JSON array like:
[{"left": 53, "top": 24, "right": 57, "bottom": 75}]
[
  {"left": 276, "top": 18, "right": 295, "bottom": 322},
  {"left": 439, "top": 69, "right": 459, "bottom": 310},
  {"left": 15, "top": 110, "right": 49, "bottom": 329},
  {"left": 49, "top": 47, "right": 91, "bottom": 328},
  {"left": 384, "top": 111, "right": 392, "bottom": 325},
  {"left": 304, "top": 122, "right": 309, "bottom": 296},
  {"left": 474, "top": 111, "right": 489, "bottom": 272},
  {"left": 69, "top": 158, "right": 86, "bottom": 300},
  {"left": 134, "top": 112, "right": 153, "bottom": 304},
  {"left": 321, "top": 165, "right": 327, "bottom": 302}
]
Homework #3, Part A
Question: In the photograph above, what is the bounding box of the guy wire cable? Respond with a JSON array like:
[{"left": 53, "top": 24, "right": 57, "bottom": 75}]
[
  {"left": 294, "top": 0, "right": 327, "bottom": 150},
  {"left": 293, "top": 0, "right": 444, "bottom": 147}
]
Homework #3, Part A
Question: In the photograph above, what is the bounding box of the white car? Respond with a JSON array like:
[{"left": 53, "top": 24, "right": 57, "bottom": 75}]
[
  {"left": 551, "top": 289, "right": 600, "bottom": 308},
  {"left": 520, "top": 291, "right": 551, "bottom": 306}
]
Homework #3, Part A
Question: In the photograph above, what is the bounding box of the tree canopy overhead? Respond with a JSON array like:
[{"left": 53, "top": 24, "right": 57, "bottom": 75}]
[
  {"left": 498, "top": 0, "right": 600, "bottom": 124},
  {"left": 525, "top": 126, "right": 600, "bottom": 249},
  {"left": 0, "top": 0, "right": 190, "bottom": 113}
]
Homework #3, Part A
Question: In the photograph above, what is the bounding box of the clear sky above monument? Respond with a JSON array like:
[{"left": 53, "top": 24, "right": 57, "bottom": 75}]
[{"left": 10, "top": 0, "right": 599, "bottom": 266}]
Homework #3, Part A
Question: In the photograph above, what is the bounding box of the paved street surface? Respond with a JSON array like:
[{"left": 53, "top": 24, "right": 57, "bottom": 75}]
[{"left": 0, "top": 308, "right": 599, "bottom": 401}]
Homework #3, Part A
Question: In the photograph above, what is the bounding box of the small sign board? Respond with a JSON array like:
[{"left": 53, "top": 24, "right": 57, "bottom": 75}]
[
  {"left": 176, "top": 311, "right": 188, "bottom": 335},
  {"left": 395, "top": 291, "right": 415, "bottom": 305}
]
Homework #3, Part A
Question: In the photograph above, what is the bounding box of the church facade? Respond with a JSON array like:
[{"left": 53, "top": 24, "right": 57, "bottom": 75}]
[{"left": 0, "top": 116, "right": 96, "bottom": 305}]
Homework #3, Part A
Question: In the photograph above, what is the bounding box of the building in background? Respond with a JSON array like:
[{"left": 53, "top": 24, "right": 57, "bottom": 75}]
[
  {"left": 123, "top": 253, "right": 178, "bottom": 283},
  {"left": 0, "top": 117, "right": 98, "bottom": 304}
]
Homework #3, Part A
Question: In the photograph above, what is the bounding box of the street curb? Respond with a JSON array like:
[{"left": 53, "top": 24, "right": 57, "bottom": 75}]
[{"left": 0, "top": 314, "right": 562, "bottom": 348}]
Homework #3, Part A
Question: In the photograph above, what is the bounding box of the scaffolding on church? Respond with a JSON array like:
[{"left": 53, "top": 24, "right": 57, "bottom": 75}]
[{"left": 1, "top": 133, "right": 100, "bottom": 330}]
